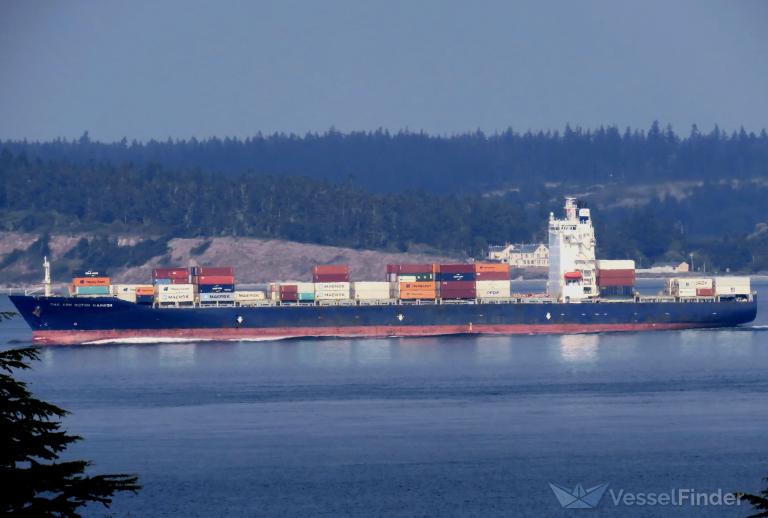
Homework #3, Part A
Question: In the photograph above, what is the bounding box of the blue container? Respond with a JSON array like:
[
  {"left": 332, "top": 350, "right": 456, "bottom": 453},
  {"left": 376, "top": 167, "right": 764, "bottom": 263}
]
[
  {"left": 136, "top": 294, "right": 154, "bottom": 305},
  {"left": 599, "top": 285, "right": 634, "bottom": 298},
  {"left": 438, "top": 272, "right": 475, "bottom": 282},
  {"left": 298, "top": 292, "right": 315, "bottom": 301},
  {"left": 74, "top": 268, "right": 109, "bottom": 278},
  {"left": 198, "top": 284, "right": 235, "bottom": 293},
  {"left": 154, "top": 278, "right": 172, "bottom": 285},
  {"left": 75, "top": 285, "right": 110, "bottom": 295}
]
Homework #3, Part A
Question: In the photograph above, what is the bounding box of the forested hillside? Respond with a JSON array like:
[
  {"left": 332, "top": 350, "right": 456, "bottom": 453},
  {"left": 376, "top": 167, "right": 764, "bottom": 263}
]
[
  {"left": 3, "top": 123, "right": 767, "bottom": 193},
  {"left": 2, "top": 124, "right": 768, "bottom": 275}
]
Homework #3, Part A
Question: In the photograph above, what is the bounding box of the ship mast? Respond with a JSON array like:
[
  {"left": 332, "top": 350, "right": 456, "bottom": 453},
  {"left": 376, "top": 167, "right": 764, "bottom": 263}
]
[{"left": 43, "top": 256, "right": 52, "bottom": 297}]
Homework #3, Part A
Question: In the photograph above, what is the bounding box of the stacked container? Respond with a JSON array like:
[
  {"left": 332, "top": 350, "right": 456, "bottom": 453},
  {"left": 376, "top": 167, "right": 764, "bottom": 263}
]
[
  {"left": 235, "top": 290, "right": 266, "bottom": 305},
  {"left": 474, "top": 263, "right": 510, "bottom": 298},
  {"left": 596, "top": 260, "right": 636, "bottom": 298},
  {"left": 668, "top": 277, "right": 714, "bottom": 298},
  {"left": 439, "top": 264, "right": 476, "bottom": 299},
  {"left": 155, "top": 284, "right": 195, "bottom": 305},
  {"left": 192, "top": 267, "right": 235, "bottom": 304},
  {"left": 714, "top": 277, "right": 750, "bottom": 297},
  {"left": 71, "top": 274, "right": 111, "bottom": 296},
  {"left": 352, "top": 281, "right": 391, "bottom": 301},
  {"left": 111, "top": 284, "right": 154, "bottom": 303},
  {"left": 152, "top": 268, "right": 190, "bottom": 285},
  {"left": 387, "top": 264, "right": 439, "bottom": 300},
  {"left": 313, "top": 265, "right": 351, "bottom": 300}
]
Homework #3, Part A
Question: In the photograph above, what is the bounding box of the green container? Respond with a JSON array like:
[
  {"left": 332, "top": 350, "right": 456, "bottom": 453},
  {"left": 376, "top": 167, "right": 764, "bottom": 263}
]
[
  {"left": 298, "top": 292, "right": 315, "bottom": 301},
  {"left": 75, "top": 285, "right": 110, "bottom": 295},
  {"left": 413, "top": 273, "right": 434, "bottom": 281}
]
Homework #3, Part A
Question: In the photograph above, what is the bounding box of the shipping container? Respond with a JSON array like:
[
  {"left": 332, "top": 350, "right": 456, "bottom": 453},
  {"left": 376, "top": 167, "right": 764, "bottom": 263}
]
[
  {"left": 111, "top": 284, "right": 154, "bottom": 303},
  {"left": 596, "top": 260, "right": 636, "bottom": 270},
  {"left": 440, "top": 280, "right": 476, "bottom": 299},
  {"left": 74, "top": 285, "right": 110, "bottom": 296},
  {"left": 136, "top": 294, "right": 154, "bottom": 305},
  {"left": 195, "top": 275, "right": 235, "bottom": 285},
  {"left": 677, "top": 278, "right": 714, "bottom": 290},
  {"left": 298, "top": 293, "right": 315, "bottom": 301},
  {"left": 313, "top": 265, "right": 349, "bottom": 275},
  {"left": 235, "top": 290, "right": 266, "bottom": 301},
  {"left": 714, "top": 276, "right": 750, "bottom": 296},
  {"left": 73, "top": 268, "right": 109, "bottom": 278},
  {"left": 312, "top": 273, "right": 350, "bottom": 282},
  {"left": 199, "top": 292, "right": 235, "bottom": 303},
  {"left": 72, "top": 277, "right": 110, "bottom": 286},
  {"left": 438, "top": 271, "right": 475, "bottom": 282},
  {"left": 191, "top": 266, "right": 234, "bottom": 276},
  {"left": 153, "top": 278, "right": 172, "bottom": 285},
  {"left": 398, "top": 280, "right": 438, "bottom": 300},
  {"left": 439, "top": 264, "right": 475, "bottom": 273},
  {"left": 152, "top": 268, "right": 189, "bottom": 280},
  {"left": 352, "top": 282, "right": 391, "bottom": 300},
  {"left": 475, "top": 280, "right": 511, "bottom": 298},
  {"left": 314, "top": 282, "right": 351, "bottom": 300},
  {"left": 475, "top": 271, "right": 509, "bottom": 281},
  {"left": 387, "top": 263, "right": 440, "bottom": 274},
  {"left": 696, "top": 288, "right": 715, "bottom": 297},
  {"left": 155, "top": 284, "right": 195, "bottom": 303},
  {"left": 599, "top": 285, "right": 634, "bottom": 298},
  {"left": 474, "top": 263, "right": 508, "bottom": 274},
  {"left": 596, "top": 277, "right": 635, "bottom": 287},
  {"left": 198, "top": 284, "right": 235, "bottom": 293}
]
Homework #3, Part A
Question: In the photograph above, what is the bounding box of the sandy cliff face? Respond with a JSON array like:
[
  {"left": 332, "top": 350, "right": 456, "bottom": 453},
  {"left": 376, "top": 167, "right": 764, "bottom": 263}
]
[{"left": 0, "top": 232, "right": 460, "bottom": 286}]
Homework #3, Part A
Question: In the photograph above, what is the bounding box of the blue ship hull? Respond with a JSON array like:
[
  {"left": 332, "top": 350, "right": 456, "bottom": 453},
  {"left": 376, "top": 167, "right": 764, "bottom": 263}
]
[{"left": 9, "top": 295, "right": 758, "bottom": 345}]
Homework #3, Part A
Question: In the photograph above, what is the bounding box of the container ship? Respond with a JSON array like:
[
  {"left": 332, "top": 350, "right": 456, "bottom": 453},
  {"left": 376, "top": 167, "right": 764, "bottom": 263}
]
[{"left": 10, "top": 198, "right": 757, "bottom": 345}]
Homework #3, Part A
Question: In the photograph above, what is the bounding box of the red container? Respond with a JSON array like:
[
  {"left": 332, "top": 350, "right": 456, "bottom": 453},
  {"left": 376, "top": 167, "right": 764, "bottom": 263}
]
[
  {"left": 313, "top": 265, "right": 349, "bottom": 275},
  {"left": 195, "top": 266, "right": 234, "bottom": 276},
  {"left": 597, "top": 278, "right": 635, "bottom": 287},
  {"left": 152, "top": 268, "right": 189, "bottom": 280},
  {"left": 476, "top": 271, "right": 509, "bottom": 281},
  {"left": 440, "top": 264, "right": 475, "bottom": 273},
  {"left": 171, "top": 278, "right": 190, "bottom": 285},
  {"left": 313, "top": 273, "right": 349, "bottom": 282},
  {"left": 441, "top": 289, "right": 476, "bottom": 299},
  {"left": 197, "top": 275, "right": 235, "bottom": 285},
  {"left": 597, "top": 269, "right": 635, "bottom": 278},
  {"left": 696, "top": 288, "right": 714, "bottom": 296},
  {"left": 440, "top": 280, "right": 475, "bottom": 290}
]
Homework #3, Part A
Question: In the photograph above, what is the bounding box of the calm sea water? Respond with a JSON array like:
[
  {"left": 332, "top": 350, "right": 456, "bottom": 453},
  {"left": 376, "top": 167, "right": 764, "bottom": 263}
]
[{"left": 1, "top": 280, "right": 767, "bottom": 517}]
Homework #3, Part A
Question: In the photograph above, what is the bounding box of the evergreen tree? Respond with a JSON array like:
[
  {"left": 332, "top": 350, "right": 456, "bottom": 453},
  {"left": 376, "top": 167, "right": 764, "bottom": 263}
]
[{"left": 0, "top": 347, "right": 140, "bottom": 516}]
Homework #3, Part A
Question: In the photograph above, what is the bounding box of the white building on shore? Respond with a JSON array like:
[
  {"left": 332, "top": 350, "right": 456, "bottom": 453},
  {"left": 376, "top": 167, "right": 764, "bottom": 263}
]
[{"left": 487, "top": 243, "right": 549, "bottom": 268}]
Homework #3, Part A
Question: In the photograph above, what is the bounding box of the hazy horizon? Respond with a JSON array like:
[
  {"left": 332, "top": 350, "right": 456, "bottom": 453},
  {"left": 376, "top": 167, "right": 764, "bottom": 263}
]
[{"left": 1, "top": 0, "right": 767, "bottom": 141}]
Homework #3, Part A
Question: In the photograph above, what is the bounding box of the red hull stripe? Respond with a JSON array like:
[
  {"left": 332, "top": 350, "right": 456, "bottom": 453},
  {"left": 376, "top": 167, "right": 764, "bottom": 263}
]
[{"left": 32, "top": 323, "right": 714, "bottom": 345}]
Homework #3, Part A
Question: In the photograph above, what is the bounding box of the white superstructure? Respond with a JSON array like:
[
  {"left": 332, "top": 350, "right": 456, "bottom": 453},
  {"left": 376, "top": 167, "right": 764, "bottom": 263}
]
[{"left": 547, "top": 197, "right": 597, "bottom": 302}]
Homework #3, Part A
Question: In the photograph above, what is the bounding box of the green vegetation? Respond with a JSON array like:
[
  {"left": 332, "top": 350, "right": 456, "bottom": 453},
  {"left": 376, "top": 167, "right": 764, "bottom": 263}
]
[{"left": 0, "top": 347, "right": 140, "bottom": 515}]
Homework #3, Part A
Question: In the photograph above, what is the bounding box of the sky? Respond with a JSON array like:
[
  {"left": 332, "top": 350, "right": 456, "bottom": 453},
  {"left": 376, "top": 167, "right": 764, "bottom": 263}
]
[{"left": 0, "top": 0, "right": 766, "bottom": 141}]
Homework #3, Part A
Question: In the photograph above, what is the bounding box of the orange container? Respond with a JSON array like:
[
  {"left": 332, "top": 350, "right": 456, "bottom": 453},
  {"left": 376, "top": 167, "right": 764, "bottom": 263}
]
[
  {"left": 399, "top": 289, "right": 438, "bottom": 300},
  {"left": 474, "top": 263, "right": 508, "bottom": 273},
  {"left": 135, "top": 286, "right": 155, "bottom": 295},
  {"left": 72, "top": 277, "right": 110, "bottom": 286},
  {"left": 399, "top": 281, "right": 436, "bottom": 290}
]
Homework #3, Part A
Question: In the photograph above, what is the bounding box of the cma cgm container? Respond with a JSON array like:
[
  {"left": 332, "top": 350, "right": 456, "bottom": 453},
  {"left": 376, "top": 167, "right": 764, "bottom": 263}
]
[
  {"left": 352, "top": 281, "right": 391, "bottom": 300},
  {"left": 315, "top": 282, "right": 351, "bottom": 300},
  {"left": 475, "top": 280, "right": 511, "bottom": 298},
  {"left": 198, "top": 284, "right": 235, "bottom": 294}
]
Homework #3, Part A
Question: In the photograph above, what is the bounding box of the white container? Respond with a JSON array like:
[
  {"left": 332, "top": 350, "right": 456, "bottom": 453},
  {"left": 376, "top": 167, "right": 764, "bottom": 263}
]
[
  {"left": 200, "top": 292, "right": 235, "bottom": 303},
  {"left": 155, "top": 284, "right": 195, "bottom": 303},
  {"left": 714, "top": 276, "right": 750, "bottom": 296},
  {"left": 314, "top": 282, "right": 351, "bottom": 300},
  {"left": 235, "top": 290, "right": 266, "bottom": 301},
  {"left": 676, "top": 287, "right": 697, "bottom": 297},
  {"left": 677, "top": 277, "right": 713, "bottom": 290},
  {"left": 295, "top": 282, "right": 315, "bottom": 294},
  {"left": 596, "top": 260, "right": 635, "bottom": 270},
  {"left": 476, "top": 280, "right": 511, "bottom": 298},
  {"left": 111, "top": 284, "right": 153, "bottom": 302},
  {"left": 352, "top": 281, "right": 391, "bottom": 300},
  {"left": 397, "top": 275, "right": 417, "bottom": 282}
]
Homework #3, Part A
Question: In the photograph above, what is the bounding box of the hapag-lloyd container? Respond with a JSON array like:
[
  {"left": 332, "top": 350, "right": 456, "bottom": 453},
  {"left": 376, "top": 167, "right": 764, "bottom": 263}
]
[
  {"left": 475, "top": 280, "right": 511, "bottom": 298},
  {"left": 200, "top": 292, "right": 235, "bottom": 303},
  {"left": 352, "top": 281, "right": 391, "bottom": 300},
  {"left": 112, "top": 284, "right": 154, "bottom": 303},
  {"left": 474, "top": 263, "right": 508, "bottom": 273},
  {"left": 72, "top": 277, "right": 110, "bottom": 286},
  {"left": 155, "top": 284, "right": 195, "bottom": 303}
]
